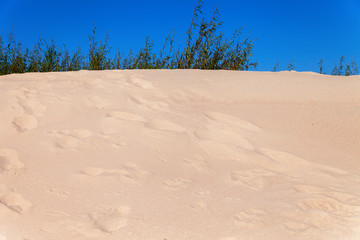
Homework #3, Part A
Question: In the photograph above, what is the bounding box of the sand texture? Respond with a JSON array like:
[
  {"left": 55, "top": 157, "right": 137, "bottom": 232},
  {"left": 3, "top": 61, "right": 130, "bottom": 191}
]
[{"left": 0, "top": 70, "right": 359, "bottom": 240}]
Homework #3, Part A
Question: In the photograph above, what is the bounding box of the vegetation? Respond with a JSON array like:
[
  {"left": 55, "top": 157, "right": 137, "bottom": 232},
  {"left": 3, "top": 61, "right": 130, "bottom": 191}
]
[
  {"left": 0, "top": 0, "right": 257, "bottom": 76},
  {"left": 287, "top": 60, "right": 295, "bottom": 71},
  {"left": 271, "top": 57, "right": 358, "bottom": 75},
  {"left": 272, "top": 61, "right": 279, "bottom": 72},
  {"left": 331, "top": 56, "right": 358, "bottom": 76},
  {"left": 0, "top": 0, "right": 358, "bottom": 76},
  {"left": 319, "top": 58, "right": 324, "bottom": 74}
]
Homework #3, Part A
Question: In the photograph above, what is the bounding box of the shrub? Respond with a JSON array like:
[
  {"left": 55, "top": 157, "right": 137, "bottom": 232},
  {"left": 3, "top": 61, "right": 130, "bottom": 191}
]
[
  {"left": 88, "top": 26, "right": 111, "bottom": 70},
  {"left": 331, "top": 56, "right": 358, "bottom": 76},
  {"left": 60, "top": 45, "right": 70, "bottom": 71},
  {"left": 111, "top": 51, "right": 122, "bottom": 69},
  {"left": 319, "top": 58, "right": 324, "bottom": 74},
  {"left": 0, "top": 1, "right": 257, "bottom": 75},
  {"left": 0, "top": 34, "right": 10, "bottom": 75},
  {"left": 273, "top": 61, "right": 279, "bottom": 72},
  {"left": 41, "top": 39, "right": 61, "bottom": 72},
  {"left": 177, "top": 0, "right": 257, "bottom": 70},
  {"left": 27, "top": 37, "right": 43, "bottom": 72},
  {"left": 287, "top": 60, "right": 295, "bottom": 71},
  {"left": 69, "top": 47, "right": 85, "bottom": 71}
]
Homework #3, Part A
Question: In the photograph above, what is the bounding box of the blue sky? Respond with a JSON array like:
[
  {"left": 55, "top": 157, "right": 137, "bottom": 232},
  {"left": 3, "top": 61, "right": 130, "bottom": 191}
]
[{"left": 1, "top": 0, "right": 359, "bottom": 72}]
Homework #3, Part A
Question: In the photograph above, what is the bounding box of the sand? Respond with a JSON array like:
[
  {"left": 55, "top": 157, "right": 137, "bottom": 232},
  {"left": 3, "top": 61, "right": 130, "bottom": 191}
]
[{"left": 0, "top": 69, "right": 359, "bottom": 240}]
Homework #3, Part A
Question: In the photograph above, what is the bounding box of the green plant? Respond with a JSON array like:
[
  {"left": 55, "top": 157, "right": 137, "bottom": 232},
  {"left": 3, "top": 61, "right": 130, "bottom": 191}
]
[
  {"left": 350, "top": 61, "right": 358, "bottom": 75},
  {"left": 6, "top": 31, "right": 27, "bottom": 74},
  {"left": 27, "top": 37, "right": 43, "bottom": 72},
  {"left": 319, "top": 58, "right": 324, "bottom": 74},
  {"left": 41, "top": 38, "right": 61, "bottom": 72},
  {"left": 0, "top": 1, "right": 258, "bottom": 75},
  {"left": 332, "top": 56, "right": 345, "bottom": 76},
  {"left": 155, "top": 31, "right": 176, "bottom": 69},
  {"left": 273, "top": 61, "right": 279, "bottom": 72},
  {"left": 123, "top": 49, "right": 135, "bottom": 69},
  {"left": 0, "top": 34, "right": 10, "bottom": 75},
  {"left": 111, "top": 50, "right": 122, "bottom": 69},
  {"left": 177, "top": 0, "right": 257, "bottom": 70},
  {"left": 69, "top": 47, "right": 85, "bottom": 71},
  {"left": 332, "top": 56, "right": 358, "bottom": 76},
  {"left": 133, "top": 37, "right": 156, "bottom": 69},
  {"left": 88, "top": 26, "right": 110, "bottom": 70},
  {"left": 60, "top": 45, "right": 70, "bottom": 71},
  {"left": 287, "top": 60, "right": 295, "bottom": 71}
]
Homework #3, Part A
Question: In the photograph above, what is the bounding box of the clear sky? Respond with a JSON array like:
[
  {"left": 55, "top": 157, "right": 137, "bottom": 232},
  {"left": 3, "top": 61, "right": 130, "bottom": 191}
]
[{"left": 1, "top": 0, "right": 359, "bottom": 72}]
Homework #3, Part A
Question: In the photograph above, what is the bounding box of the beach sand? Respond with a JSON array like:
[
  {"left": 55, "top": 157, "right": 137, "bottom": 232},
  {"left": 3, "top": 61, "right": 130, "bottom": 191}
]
[{"left": 0, "top": 69, "right": 359, "bottom": 239}]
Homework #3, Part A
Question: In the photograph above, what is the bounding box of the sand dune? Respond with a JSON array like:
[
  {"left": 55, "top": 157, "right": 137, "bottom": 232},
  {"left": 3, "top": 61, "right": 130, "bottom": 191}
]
[{"left": 0, "top": 70, "right": 359, "bottom": 240}]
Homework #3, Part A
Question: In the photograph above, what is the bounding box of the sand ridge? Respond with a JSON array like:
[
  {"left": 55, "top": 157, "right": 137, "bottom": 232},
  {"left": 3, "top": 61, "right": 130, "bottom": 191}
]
[{"left": 0, "top": 70, "right": 359, "bottom": 240}]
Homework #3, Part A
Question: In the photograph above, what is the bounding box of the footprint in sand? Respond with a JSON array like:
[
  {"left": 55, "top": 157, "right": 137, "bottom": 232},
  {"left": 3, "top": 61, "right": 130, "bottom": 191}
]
[
  {"left": 81, "top": 167, "right": 105, "bottom": 176},
  {"left": 121, "top": 162, "right": 148, "bottom": 180},
  {"left": 81, "top": 162, "right": 147, "bottom": 180},
  {"left": 162, "top": 178, "right": 191, "bottom": 190},
  {"left": 9, "top": 87, "right": 38, "bottom": 99},
  {"left": 146, "top": 118, "right": 185, "bottom": 133},
  {"left": 170, "top": 88, "right": 213, "bottom": 104},
  {"left": 205, "top": 111, "right": 261, "bottom": 132},
  {"left": 101, "top": 111, "right": 146, "bottom": 135},
  {"left": 107, "top": 111, "right": 146, "bottom": 122},
  {"left": 193, "top": 188, "right": 211, "bottom": 196},
  {"left": 128, "top": 75, "right": 155, "bottom": 89},
  {"left": 295, "top": 196, "right": 360, "bottom": 217},
  {"left": 128, "top": 93, "right": 169, "bottom": 110},
  {"left": 234, "top": 209, "right": 268, "bottom": 228},
  {"left": 145, "top": 101, "right": 169, "bottom": 110},
  {"left": 190, "top": 201, "right": 207, "bottom": 210},
  {"left": 292, "top": 184, "right": 359, "bottom": 204},
  {"left": 91, "top": 206, "right": 131, "bottom": 233},
  {"left": 56, "top": 136, "right": 80, "bottom": 149},
  {"left": 45, "top": 209, "right": 70, "bottom": 218},
  {"left": 292, "top": 184, "right": 326, "bottom": 194},
  {"left": 183, "top": 154, "right": 208, "bottom": 171},
  {"left": 55, "top": 129, "right": 93, "bottom": 149},
  {"left": 100, "top": 117, "right": 124, "bottom": 135},
  {"left": 194, "top": 128, "right": 255, "bottom": 151},
  {"left": 84, "top": 96, "right": 111, "bottom": 109},
  {"left": 283, "top": 221, "right": 309, "bottom": 232},
  {"left": 63, "top": 129, "right": 93, "bottom": 139},
  {"left": 282, "top": 209, "right": 336, "bottom": 228},
  {"left": 18, "top": 98, "right": 47, "bottom": 116},
  {"left": 83, "top": 78, "right": 105, "bottom": 90},
  {"left": 0, "top": 192, "right": 32, "bottom": 214},
  {"left": 231, "top": 169, "right": 276, "bottom": 190},
  {"left": 128, "top": 95, "right": 147, "bottom": 105},
  {"left": 47, "top": 188, "right": 70, "bottom": 198},
  {"left": 12, "top": 114, "right": 38, "bottom": 131},
  {"left": 306, "top": 211, "right": 336, "bottom": 228},
  {"left": 198, "top": 140, "right": 240, "bottom": 161},
  {"left": 0, "top": 149, "right": 24, "bottom": 171}
]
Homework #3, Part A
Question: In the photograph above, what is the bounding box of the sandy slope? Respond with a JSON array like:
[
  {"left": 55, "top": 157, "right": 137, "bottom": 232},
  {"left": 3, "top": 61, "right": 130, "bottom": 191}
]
[{"left": 0, "top": 70, "right": 359, "bottom": 240}]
